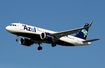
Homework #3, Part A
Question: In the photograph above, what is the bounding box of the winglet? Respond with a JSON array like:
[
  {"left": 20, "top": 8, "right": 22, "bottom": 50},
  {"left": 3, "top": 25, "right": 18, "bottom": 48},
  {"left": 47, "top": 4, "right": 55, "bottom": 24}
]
[{"left": 89, "top": 20, "right": 94, "bottom": 27}]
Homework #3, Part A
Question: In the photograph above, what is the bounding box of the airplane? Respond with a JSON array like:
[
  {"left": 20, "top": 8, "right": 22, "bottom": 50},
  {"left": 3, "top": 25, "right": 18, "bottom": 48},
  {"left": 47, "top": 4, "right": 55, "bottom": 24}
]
[{"left": 5, "top": 21, "right": 99, "bottom": 50}]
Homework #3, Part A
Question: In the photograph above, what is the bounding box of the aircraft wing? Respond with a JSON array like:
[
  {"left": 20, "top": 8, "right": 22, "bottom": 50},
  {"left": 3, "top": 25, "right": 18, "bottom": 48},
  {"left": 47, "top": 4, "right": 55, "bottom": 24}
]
[{"left": 52, "top": 26, "right": 90, "bottom": 39}]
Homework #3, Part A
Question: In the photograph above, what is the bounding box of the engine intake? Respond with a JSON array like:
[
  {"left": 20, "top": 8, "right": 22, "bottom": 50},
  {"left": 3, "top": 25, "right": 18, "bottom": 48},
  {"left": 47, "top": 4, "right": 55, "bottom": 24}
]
[
  {"left": 40, "top": 32, "right": 54, "bottom": 41},
  {"left": 40, "top": 32, "right": 46, "bottom": 39}
]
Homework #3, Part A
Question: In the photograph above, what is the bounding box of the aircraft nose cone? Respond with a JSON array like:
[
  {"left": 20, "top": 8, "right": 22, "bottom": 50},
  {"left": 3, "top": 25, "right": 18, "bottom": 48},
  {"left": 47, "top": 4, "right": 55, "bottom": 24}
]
[
  {"left": 5, "top": 26, "right": 11, "bottom": 32},
  {"left": 6, "top": 26, "right": 8, "bottom": 30}
]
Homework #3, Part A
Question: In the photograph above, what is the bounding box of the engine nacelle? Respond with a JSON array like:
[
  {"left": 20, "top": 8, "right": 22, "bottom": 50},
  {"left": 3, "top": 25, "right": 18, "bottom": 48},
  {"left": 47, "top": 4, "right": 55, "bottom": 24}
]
[
  {"left": 19, "top": 38, "right": 34, "bottom": 46},
  {"left": 40, "top": 32, "right": 47, "bottom": 39},
  {"left": 40, "top": 32, "right": 53, "bottom": 40}
]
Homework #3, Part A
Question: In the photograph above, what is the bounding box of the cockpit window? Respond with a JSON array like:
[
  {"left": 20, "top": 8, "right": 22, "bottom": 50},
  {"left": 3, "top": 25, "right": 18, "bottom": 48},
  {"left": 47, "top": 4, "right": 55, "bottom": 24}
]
[{"left": 10, "top": 24, "right": 16, "bottom": 26}]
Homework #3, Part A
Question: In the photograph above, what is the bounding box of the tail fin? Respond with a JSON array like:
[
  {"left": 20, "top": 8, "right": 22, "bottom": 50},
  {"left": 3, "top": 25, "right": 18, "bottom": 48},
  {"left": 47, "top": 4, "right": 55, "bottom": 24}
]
[{"left": 75, "top": 21, "right": 94, "bottom": 39}]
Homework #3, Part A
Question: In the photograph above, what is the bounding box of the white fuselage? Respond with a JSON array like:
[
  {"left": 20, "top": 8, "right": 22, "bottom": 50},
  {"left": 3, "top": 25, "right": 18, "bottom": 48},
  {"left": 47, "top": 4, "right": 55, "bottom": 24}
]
[{"left": 6, "top": 23, "right": 91, "bottom": 46}]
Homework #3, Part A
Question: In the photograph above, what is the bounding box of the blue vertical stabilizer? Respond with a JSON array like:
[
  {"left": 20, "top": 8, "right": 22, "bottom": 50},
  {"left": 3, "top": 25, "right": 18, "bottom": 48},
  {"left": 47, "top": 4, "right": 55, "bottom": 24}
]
[{"left": 75, "top": 21, "right": 93, "bottom": 39}]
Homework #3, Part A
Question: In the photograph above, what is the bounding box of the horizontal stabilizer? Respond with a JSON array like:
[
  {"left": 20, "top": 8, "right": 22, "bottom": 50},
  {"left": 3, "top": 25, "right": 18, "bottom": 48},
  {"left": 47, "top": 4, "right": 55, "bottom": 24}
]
[{"left": 83, "top": 38, "right": 100, "bottom": 43}]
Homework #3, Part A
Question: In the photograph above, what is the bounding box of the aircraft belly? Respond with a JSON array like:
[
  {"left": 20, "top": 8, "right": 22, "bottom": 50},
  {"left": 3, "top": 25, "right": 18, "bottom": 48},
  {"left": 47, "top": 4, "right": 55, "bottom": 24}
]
[
  {"left": 43, "top": 39, "right": 75, "bottom": 46},
  {"left": 56, "top": 40, "right": 75, "bottom": 46}
]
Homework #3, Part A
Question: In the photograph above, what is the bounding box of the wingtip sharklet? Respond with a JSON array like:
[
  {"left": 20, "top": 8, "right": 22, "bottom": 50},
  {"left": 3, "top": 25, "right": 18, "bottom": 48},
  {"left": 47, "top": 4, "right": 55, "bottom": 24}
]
[
  {"left": 89, "top": 20, "right": 94, "bottom": 27},
  {"left": 84, "top": 20, "right": 94, "bottom": 28}
]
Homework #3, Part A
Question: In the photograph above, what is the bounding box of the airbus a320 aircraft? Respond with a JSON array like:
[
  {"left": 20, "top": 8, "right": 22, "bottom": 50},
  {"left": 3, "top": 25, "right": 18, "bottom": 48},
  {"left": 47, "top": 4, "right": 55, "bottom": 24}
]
[{"left": 6, "top": 21, "right": 99, "bottom": 50}]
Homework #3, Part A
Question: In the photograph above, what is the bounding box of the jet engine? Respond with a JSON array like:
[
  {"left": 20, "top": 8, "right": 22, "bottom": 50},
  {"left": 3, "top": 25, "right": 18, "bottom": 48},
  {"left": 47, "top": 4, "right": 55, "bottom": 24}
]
[
  {"left": 40, "top": 32, "right": 54, "bottom": 40},
  {"left": 19, "top": 38, "right": 34, "bottom": 46},
  {"left": 40, "top": 32, "right": 47, "bottom": 39}
]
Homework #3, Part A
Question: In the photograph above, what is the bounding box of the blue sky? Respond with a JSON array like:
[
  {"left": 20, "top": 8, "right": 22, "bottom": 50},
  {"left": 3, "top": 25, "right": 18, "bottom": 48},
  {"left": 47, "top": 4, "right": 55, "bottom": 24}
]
[{"left": 0, "top": 0, "right": 105, "bottom": 68}]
